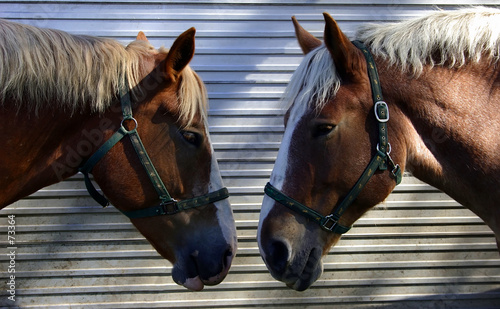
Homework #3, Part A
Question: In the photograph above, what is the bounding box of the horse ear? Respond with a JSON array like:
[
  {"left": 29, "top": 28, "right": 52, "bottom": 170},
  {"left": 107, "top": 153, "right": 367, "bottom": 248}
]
[
  {"left": 292, "top": 16, "right": 322, "bottom": 54},
  {"left": 136, "top": 31, "right": 148, "bottom": 41},
  {"left": 323, "top": 12, "right": 359, "bottom": 78},
  {"left": 164, "top": 28, "right": 196, "bottom": 81}
]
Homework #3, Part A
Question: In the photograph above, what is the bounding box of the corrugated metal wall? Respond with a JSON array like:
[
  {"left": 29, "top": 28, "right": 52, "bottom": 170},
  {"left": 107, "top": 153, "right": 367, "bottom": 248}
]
[{"left": 1, "top": 1, "right": 499, "bottom": 308}]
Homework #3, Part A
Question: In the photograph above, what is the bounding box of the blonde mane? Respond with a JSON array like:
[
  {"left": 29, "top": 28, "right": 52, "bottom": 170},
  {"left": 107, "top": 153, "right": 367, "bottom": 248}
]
[
  {"left": 0, "top": 19, "right": 207, "bottom": 124},
  {"left": 284, "top": 7, "right": 500, "bottom": 112},
  {"left": 356, "top": 7, "right": 500, "bottom": 75}
]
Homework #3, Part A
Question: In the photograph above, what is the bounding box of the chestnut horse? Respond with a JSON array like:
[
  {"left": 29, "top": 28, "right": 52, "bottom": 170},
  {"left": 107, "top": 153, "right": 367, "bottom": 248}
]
[
  {"left": 258, "top": 7, "right": 500, "bottom": 291},
  {"left": 0, "top": 20, "right": 237, "bottom": 291}
]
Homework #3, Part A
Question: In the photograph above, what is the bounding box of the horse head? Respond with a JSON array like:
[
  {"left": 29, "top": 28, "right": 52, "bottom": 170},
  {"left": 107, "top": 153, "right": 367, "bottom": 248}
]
[
  {"left": 258, "top": 14, "right": 406, "bottom": 291},
  {"left": 85, "top": 29, "right": 237, "bottom": 291}
]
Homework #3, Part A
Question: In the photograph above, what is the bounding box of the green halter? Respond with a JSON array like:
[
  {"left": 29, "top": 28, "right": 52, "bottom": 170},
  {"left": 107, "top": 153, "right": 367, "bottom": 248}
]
[
  {"left": 264, "top": 41, "right": 402, "bottom": 234},
  {"left": 79, "top": 86, "right": 229, "bottom": 219}
]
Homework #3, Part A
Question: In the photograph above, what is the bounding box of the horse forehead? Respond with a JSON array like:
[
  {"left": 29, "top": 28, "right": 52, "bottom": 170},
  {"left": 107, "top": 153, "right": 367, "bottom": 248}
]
[{"left": 288, "top": 101, "right": 309, "bottom": 123}]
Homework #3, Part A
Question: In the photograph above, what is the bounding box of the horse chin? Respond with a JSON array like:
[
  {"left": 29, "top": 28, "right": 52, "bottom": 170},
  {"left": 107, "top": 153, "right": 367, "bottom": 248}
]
[{"left": 285, "top": 259, "right": 323, "bottom": 291}]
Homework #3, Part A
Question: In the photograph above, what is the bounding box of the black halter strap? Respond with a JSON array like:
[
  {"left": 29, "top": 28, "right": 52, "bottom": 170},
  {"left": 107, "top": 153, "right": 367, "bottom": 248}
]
[
  {"left": 79, "top": 86, "right": 229, "bottom": 219},
  {"left": 264, "top": 41, "right": 401, "bottom": 234}
]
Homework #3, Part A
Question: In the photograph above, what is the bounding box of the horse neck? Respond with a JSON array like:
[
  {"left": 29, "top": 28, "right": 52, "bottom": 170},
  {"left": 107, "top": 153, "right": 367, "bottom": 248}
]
[
  {"left": 379, "top": 58, "right": 500, "bottom": 231},
  {"left": 0, "top": 103, "right": 118, "bottom": 208}
]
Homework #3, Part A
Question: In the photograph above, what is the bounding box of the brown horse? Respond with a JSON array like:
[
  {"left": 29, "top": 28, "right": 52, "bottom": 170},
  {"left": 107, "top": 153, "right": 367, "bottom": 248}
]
[
  {"left": 0, "top": 20, "right": 237, "bottom": 291},
  {"left": 258, "top": 7, "right": 500, "bottom": 291}
]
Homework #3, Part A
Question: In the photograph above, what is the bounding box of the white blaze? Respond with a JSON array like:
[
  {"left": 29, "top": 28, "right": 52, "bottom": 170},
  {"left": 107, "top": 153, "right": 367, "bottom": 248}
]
[
  {"left": 257, "top": 101, "right": 308, "bottom": 251},
  {"left": 206, "top": 132, "right": 237, "bottom": 250}
]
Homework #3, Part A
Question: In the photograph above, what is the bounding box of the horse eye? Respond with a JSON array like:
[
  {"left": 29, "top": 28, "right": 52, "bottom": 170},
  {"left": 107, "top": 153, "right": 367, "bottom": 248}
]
[
  {"left": 180, "top": 130, "right": 202, "bottom": 147},
  {"left": 313, "top": 124, "right": 335, "bottom": 137}
]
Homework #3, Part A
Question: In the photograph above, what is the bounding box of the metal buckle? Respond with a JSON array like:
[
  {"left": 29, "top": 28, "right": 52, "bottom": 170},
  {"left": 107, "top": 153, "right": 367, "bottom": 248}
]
[
  {"left": 374, "top": 101, "right": 389, "bottom": 123},
  {"left": 376, "top": 142, "right": 392, "bottom": 154},
  {"left": 159, "top": 200, "right": 179, "bottom": 215},
  {"left": 321, "top": 215, "right": 338, "bottom": 232}
]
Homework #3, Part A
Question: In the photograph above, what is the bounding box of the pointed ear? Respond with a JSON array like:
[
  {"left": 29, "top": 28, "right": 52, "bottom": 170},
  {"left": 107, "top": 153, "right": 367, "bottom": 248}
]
[
  {"left": 323, "top": 12, "right": 360, "bottom": 78},
  {"left": 136, "top": 31, "right": 148, "bottom": 41},
  {"left": 164, "top": 27, "right": 196, "bottom": 81},
  {"left": 292, "top": 16, "right": 322, "bottom": 54}
]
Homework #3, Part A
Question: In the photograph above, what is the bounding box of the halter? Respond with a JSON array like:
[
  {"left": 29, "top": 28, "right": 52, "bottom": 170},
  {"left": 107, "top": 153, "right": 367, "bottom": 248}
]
[
  {"left": 79, "top": 85, "right": 229, "bottom": 219},
  {"left": 264, "top": 41, "right": 402, "bottom": 234}
]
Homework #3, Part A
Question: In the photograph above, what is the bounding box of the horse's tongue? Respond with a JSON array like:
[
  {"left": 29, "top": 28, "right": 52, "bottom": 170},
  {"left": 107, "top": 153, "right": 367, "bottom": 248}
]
[{"left": 183, "top": 276, "right": 204, "bottom": 291}]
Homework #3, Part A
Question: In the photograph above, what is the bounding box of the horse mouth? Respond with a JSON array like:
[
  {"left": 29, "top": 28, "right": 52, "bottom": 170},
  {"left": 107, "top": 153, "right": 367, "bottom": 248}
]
[
  {"left": 172, "top": 246, "right": 235, "bottom": 291},
  {"left": 290, "top": 247, "right": 323, "bottom": 291},
  {"left": 287, "top": 248, "right": 323, "bottom": 291},
  {"left": 265, "top": 246, "right": 323, "bottom": 291}
]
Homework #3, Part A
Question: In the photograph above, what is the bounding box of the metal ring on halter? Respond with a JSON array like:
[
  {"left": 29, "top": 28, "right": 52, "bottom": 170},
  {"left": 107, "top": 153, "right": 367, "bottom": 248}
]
[
  {"left": 377, "top": 142, "right": 392, "bottom": 154},
  {"left": 120, "top": 117, "right": 138, "bottom": 133}
]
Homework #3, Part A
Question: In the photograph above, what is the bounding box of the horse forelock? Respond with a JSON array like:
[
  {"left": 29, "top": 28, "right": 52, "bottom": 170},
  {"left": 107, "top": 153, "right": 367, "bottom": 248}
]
[
  {"left": 282, "top": 46, "right": 341, "bottom": 113},
  {"left": 0, "top": 19, "right": 208, "bottom": 123},
  {"left": 356, "top": 7, "right": 500, "bottom": 75},
  {"left": 177, "top": 66, "right": 209, "bottom": 127}
]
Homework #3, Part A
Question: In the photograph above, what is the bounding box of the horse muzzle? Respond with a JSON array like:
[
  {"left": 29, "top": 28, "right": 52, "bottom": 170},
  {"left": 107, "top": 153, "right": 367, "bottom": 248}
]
[
  {"left": 258, "top": 195, "right": 326, "bottom": 291},
  {"left": 172, "top": 240, "right": 235, "bottom": 291},
  {"left": 260, "top": 235, "right": 323, "bottom": 291}
]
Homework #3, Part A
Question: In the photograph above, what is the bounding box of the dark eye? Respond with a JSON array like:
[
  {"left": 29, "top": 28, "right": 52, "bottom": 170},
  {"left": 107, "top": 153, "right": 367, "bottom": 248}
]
[
  {"left": 180, "top": 130, "right": 202, "bottom": 147},
  {"left": 313, "top": 123, "right": 335, "bottom": 138}
]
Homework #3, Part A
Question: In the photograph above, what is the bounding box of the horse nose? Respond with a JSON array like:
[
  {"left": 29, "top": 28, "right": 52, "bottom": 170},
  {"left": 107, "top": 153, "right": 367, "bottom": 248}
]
[
  {"left": 263, "top": 238, "right": 292, "bottom": 276},
  {"left": 172, "top": 241, "right": 235, "bottom": 291},
  {"left": 220, "top": 245, "right": 234, "bottom": 271}
]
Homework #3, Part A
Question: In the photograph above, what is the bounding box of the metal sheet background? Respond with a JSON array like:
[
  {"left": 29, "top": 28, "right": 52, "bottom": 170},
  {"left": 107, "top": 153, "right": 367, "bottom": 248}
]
[{"left": 1, "top": 1, "right": 499, "bottom": 307}]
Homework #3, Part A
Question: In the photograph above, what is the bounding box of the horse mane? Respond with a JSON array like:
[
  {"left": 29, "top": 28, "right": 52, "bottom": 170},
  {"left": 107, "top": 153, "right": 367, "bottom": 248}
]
[
  {"left": 284, "top": 7, "right": 500, "bottom": 112},
  {"left": 356, "top": 6, "right": 500, "bottom": 75},
  {"left": 0, "top": 19, "right": 207, "bottom": 124}
]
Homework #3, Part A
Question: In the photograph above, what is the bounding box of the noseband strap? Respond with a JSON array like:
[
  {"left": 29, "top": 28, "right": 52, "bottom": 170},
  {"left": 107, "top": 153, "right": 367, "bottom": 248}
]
[
  {"left": 264, "top": 41, "right": 401, "bottom": 234},
  {"left": 120, "top": 187, "right": 229, "bottom": 219},
  {"left": 79, "top": 86, "right": 229, "bottom": 219},
  {"left": 264, "top": 183, "right": 351, "bottom": 234}
]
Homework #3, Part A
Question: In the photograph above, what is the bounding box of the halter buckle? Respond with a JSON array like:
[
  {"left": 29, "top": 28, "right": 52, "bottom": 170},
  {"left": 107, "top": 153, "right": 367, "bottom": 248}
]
[
  {"left": 159, "top": 199, "right": 179, "bottom": 215},
  {"left": 374, "top": 101, "right": 389, "bottom": 123},
  {"left": 320, "top": 215, "right": 338, "bottom": 232}
]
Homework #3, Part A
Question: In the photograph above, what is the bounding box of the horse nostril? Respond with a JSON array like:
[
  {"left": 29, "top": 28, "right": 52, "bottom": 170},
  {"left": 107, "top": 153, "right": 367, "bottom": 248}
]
[
  {"left": 223, "top": 247, "right": 233, "bottom": 268},
  {"left": 267, "top": 239, "right": 291, "bottom": 274}
]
